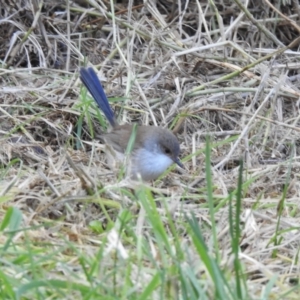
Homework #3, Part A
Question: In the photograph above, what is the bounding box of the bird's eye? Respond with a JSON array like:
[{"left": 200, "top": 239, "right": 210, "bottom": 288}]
[{"left": 164, "top": 148, "right": 171, "bottom": 154}]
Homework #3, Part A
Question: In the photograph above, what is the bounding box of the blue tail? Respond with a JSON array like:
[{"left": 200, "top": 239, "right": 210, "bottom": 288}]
[{"left": 80, "top": 67, "right": 116, "bottom": 127}]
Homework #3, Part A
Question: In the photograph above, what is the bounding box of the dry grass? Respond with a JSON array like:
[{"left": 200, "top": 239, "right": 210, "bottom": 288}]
[{"left": 1, "top": 0, "right": 300, "bottom": 298}]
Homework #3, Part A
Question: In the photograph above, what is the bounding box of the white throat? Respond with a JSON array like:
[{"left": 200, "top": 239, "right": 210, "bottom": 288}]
[
  {"left": 131, "top": 148, "right": 173, "bottom": 181},
  {"left": 104, "top": 144, "right": 174, "bottom": 181}
]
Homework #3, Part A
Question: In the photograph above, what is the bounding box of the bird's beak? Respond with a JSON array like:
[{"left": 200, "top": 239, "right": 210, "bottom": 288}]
[{"left": 174, "top": 157, "right": 184, "bottom": 169}]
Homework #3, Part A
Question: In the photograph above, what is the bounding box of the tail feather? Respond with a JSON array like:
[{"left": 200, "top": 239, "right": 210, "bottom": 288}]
[{"left": 80, "top": 67, "right": 116, "bottom": 127}]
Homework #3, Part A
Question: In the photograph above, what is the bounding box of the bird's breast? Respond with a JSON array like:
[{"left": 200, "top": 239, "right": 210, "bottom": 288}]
[{"left": 130, "top": 148, "right": 173, "bottom": 181}]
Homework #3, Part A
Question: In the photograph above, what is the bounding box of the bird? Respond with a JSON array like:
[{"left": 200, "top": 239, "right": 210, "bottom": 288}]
[{"left": 79, "top": 67, "right": 183, "bottom": 181}]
